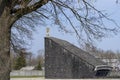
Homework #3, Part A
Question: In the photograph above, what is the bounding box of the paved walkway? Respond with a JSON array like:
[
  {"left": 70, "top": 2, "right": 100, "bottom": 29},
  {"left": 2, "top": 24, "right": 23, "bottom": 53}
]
[
  {"left": 11, "top": 78, "right": 44, "bottom": 80},
  {"left": 11, "top": 78, "right": 120, "bottom": 80}
]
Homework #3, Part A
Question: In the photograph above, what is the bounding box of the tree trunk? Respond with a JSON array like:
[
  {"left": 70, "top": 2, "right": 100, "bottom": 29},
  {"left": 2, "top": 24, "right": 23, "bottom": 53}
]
[{"left": 0, "top": 7, "right": 11, "bottom": 80}]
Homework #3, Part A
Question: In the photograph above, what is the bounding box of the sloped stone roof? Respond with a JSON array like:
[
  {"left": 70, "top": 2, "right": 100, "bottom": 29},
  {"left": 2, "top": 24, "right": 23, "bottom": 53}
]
[{"left": 46, "top": 37, "right": 106, "bottom": 67}]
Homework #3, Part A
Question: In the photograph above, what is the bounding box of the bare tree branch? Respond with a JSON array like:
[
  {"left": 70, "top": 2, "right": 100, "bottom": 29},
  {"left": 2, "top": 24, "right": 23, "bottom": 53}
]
[
  {"left": 12, "top": 0, "right": 50, "bottom": 19},
  {"left": 49, "top": 0, "right": 119, "bottom": 46}
]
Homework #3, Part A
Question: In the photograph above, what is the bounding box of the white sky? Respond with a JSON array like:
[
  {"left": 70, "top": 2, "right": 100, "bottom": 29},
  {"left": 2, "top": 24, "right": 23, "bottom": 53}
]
[{"left": 30, "top": 0, "right": 120, "bottom": 54}]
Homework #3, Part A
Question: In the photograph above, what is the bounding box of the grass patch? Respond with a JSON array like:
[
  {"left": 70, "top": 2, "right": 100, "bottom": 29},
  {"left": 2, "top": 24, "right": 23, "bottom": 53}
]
[{"left": 11, "top": 76, "right": 44, "bottom": 78}]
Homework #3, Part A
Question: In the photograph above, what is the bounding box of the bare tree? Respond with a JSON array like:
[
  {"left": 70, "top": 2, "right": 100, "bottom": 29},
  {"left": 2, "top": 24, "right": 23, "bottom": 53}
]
[
  {"left": 26, "top": 50, "right": 44, "bottom": 66},
  {"left": 0, "top": 0, "right": 119, "bottom": 80},
  {"left": 26, "top": 52, "right": 33, "bottom": 66},
  {"left": 116, "top": 51, "right": 120, "bottom": 68},
  {"left": 37, "top": 49, "right": 44, "bottom": 66}
]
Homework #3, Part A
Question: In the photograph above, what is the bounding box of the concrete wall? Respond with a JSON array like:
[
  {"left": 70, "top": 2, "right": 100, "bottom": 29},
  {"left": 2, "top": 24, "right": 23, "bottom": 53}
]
[
  {"left": 45, "top": 37, "right": 96, "bottom": 79},
  {"left": 10, "top": 70, "right": 44, "bottom": 76}
]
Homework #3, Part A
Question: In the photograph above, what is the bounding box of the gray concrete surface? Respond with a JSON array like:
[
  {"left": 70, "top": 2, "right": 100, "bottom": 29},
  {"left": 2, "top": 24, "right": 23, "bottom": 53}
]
[
  {"left": 11, "top": 77, "right": 44, "bottom": 80},
  {"left": 11, "top": 78, "right": 120, "bottom": 80},
  {"left": 10, "top": 70, "right": 44, "bottom": 76}
]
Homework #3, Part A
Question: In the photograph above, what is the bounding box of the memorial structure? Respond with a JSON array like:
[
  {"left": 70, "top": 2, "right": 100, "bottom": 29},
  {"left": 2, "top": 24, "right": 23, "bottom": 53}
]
[{"left": 45, "top": 37, "right": 113, "bottom": 78}]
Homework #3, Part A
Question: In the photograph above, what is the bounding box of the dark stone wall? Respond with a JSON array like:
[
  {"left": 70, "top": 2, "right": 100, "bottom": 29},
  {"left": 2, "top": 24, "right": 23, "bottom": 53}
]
[
  {"left": 45, "top": 38, "right": 72, "bottom": 78},
  {"left": 45, "top": 37, "right": 96, "bottom": 78}
]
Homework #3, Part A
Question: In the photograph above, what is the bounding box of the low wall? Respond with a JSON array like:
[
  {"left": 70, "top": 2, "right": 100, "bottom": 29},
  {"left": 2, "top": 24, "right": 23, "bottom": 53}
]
[{"left": 10, "top": 70, "right": 44, "bottom": 76}]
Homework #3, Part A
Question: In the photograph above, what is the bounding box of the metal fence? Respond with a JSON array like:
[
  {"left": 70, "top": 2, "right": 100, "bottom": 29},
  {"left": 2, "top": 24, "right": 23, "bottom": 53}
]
[{"left": 10, "top": 70, "right": 44, "bottom": 76}]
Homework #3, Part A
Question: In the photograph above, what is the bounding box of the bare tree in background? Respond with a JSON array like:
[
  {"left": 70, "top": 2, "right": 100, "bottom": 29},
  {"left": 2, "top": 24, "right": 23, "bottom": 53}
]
[
  {"left": 26, "top": 52, "right": 33, "bottom": 66},
  {"left": 26, "top": 50, "right": 44, "bottom": 67},
  {"left": 37, "top": 49, "right": 44, "bottom": 66},
  {"left": 0, "top": 0, "right": 119, "bottom": 80},
  {"left": 116, "top": 51, "right": 120, "bottom": 68}
]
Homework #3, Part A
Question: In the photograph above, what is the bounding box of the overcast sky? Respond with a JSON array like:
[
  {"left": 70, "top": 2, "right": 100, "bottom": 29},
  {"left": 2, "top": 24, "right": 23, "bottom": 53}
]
[{"left": 29, "top": 0, "right": 120, "bottom": 54}]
